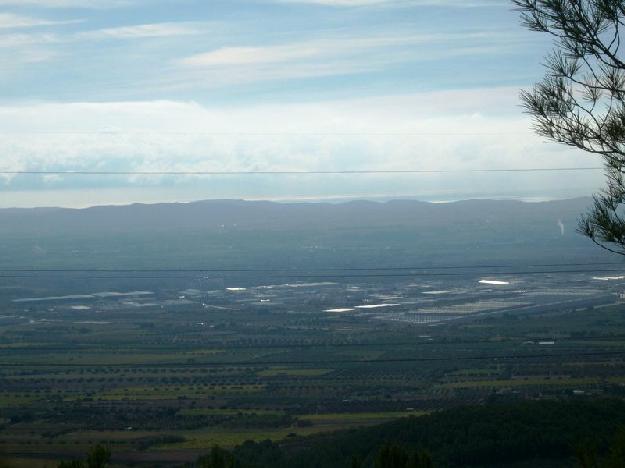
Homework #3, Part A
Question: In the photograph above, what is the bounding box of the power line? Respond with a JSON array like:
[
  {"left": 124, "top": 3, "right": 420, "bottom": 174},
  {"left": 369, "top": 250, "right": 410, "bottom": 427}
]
[
  {"left": 2, "top": 350, "right": 624, "bottom": 368},
  {"left": 4, "top": 336, "right": 624, "bottom": 353},
  {"left": 1, "top": 268, "right": 623, "bottom": 279},
  {"left": 0, "top": 131, "right": 535, "bottom": 136},
  {"left": 1, "top": 261, "right": 623, "bottom": 273},
  {"left": 0, "top": 167, "right": 604, "bottom": 175}
]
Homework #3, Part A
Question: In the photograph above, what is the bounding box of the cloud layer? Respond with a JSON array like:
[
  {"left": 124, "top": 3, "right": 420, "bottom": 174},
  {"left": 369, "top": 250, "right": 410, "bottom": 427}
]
[
  {"left": 0, "top": 88, "right": 603, "bottom": 207},
  {"left": 0, "top": 0, "right": 589, "bottom": 207}
]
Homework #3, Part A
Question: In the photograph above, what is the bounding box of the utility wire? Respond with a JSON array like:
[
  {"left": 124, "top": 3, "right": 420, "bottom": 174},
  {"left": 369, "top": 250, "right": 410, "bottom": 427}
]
[
  {"left": 2, "top": 350, "right": 625, "bottom": 368},
  {"left": 1, "top": 268, "right": 624, "bottom": 279},
  {"left": 1, "top": 262, "right": 622, "bottom": 272},
  {"left": 4, "top": 336, "right": 625, "bottom": 353},
  {"left": 0, "top": 131, "right": 539, "bottom": 136},
  {"left": 0, "top": 167, "right": 604, "bottom": 175}
]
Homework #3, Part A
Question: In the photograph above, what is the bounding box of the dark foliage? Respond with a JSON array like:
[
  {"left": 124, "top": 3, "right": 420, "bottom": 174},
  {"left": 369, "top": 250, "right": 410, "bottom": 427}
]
[
  {"left": 213, "top": 399, "right": 625, "bottom": 467},
  {"left": 135, "top": 434, "right": 186, "bottom": 451},
  {"left": 57, "top": 444, "right": 111, "bottom": 468},
  {"left": 577, "top": 427, "right": 625, "bottom": 467},
  {"left": 513, "top": 0, "right": 625, "bottom": 254},
  {"left": 197, "top": 446, "right": 239, "bottom": 468},
  {"left": 58, "top": 462, "right": 84, "bottom": 468},
  {"left": 232, "top": 440, "right": 286, "bottom": 468},
  {"left": 373, "top": 444, "right": 433, "bottom": 468}
]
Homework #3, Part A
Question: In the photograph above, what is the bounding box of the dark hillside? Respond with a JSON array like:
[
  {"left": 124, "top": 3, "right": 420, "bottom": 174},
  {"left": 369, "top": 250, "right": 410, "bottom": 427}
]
[{"left": 231, "top": 399, "right": 625, "bottom": 468}]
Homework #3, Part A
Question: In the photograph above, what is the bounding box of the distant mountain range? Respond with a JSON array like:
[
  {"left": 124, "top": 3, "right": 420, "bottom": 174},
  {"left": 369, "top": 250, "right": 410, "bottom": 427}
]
[
  {"left": 0, "top": 197, "right": 618, "bottom": 270},
  {"left": 0, "top": 197, "right": 597, "bottom": 231}
]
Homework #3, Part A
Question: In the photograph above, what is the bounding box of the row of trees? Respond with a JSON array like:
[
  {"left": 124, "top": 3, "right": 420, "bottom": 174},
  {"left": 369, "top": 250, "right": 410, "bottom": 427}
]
[
  {"left": 58, "top": 445, "right": 110, "bottom": 468},
  {"left": 49, "top": 428, "right": 625, "bottom": 468},
  {"left": 195, "top": 444, "right": 433, "bottom": 468}
]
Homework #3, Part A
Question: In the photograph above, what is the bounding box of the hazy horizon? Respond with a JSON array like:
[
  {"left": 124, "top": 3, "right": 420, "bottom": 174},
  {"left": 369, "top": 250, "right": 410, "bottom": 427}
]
[
  {"left": 0, "top": 0, "right": 606, "bottom": 207},
  {"left": 0, "top": 191, "right": 597, "bottom": 210}
]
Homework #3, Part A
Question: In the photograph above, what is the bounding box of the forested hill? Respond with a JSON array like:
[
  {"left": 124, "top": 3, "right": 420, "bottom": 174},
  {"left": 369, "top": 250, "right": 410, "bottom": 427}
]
[{"left": 226, "top": 399, "right": 625, "bottom": 468}]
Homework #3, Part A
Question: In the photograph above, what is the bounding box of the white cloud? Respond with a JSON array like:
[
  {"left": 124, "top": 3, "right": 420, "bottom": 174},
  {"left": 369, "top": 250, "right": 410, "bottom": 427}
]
[
  {"left": 0, "top": 0, "right": 132, "bottom": 7},
  {"left": 180, "top": 33, "right": 498, "bottom": 67},
  {"left": 181, "top": 35, "right": 417, "bottom": 67},
  {"left": 167, "top": 32, "right": 525, "bottom": 91},
  {"left": 0, "top": 22, "right": 208, "bottom": 50},
  {"left": 175, "top": 33, "right": 515, "bottom": 86},
  {"left": 278, "top": 0, "right": 400, "bottom": 5},
  {"left": 0, "top": 89, "right": 597, "bottom": 174},
  {"left": 0, "top": 21, "right": 210, "bottom": 73},
  {"left": 0, "top": 32, "right": 59, "bottom": 47},
  {"left": 78, "top": 22, "right": 206, "bottom": 40},
  {"left": 0, "top": 90, "right": 603, "bottom": 207},
  {"left": 274, "top": 0, "right": 499, "bottom": 7},
  {"left": 0, "top": 13, "right": 79, "bottom": 29},
  {"left": 181, "top": 45, "right": 312, "bottom": 67}
]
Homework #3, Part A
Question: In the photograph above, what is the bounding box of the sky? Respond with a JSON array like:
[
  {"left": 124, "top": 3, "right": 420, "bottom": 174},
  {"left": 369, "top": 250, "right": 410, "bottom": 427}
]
[{"left": 0, "top": 0, "right": 606, "bottom": 207}]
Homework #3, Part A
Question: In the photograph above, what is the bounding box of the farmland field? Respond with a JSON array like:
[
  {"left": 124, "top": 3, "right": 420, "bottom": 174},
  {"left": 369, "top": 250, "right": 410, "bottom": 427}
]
[{"left": 2, "top": 269, "right": 625, "bottom": 466}]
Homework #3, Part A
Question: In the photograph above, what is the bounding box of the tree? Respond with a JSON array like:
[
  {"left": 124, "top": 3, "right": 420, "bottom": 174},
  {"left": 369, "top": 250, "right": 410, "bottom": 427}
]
[
  {"left": 374, "top": 444, "right": 434, "bottom": 468},
  {"left": 604, "top": 427, "right": 625, "bottom": 467},
  {"left": 575, "top": 427, "right": 625, "bottom": 467},
  {"left": 513, "top": 0, "right": 625, "bottom": 254},
  {"left": 58, "top": 462, "right": 84, "bottom": 468},
  {"left": 57, "top": 445, "right": 110, "bottom": 468},
  {"left": 576, "top": 440, "right": 600, "bottom": 468},
  {"left": 86, "top": 445, "right": 111, "bottom": 468},
  {"left": 407, "top": 451, "right": 433, "bottom": 468},
  {"left": 375, "top": 444, "right": 409, "bottom": 468},
  {"left": 351, "top": 455, "right": 363, "bottom": 468},
  {"left": 197, "top": 446, "right": 238, "bottom": 468}
]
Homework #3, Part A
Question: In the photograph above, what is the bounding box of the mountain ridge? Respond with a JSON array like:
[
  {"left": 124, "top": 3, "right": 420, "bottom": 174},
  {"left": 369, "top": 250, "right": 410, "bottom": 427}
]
[
  {"left": 0, "top": 196, "right": 594, "bottom": 213},
  {"left": 0, "top": 196, "right": 612, "bottom": 270}
]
